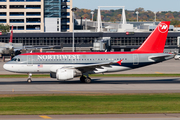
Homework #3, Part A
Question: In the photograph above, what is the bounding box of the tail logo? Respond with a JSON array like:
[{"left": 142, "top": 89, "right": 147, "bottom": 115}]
[{"left": 158, "top": 23, "right": 168, "bottom": 33}]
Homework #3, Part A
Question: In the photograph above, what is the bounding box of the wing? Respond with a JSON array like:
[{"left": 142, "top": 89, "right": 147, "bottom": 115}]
[
  {"left": 74, "top": 60, "right": 123, "bottom": 73},
  {"left": 24, "top": 46, "right": 54, "bottom": 50},
  {"left": 74, "top": 62, "right": 114, "bottom": 73},
  {"left": 50, "top": 60, "right": 123, "bottom": 73}
]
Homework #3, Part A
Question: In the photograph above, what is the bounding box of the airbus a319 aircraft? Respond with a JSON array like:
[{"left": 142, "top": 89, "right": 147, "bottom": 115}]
[{"left": 3, "top": 21, "right": 174, "bottom": 83}]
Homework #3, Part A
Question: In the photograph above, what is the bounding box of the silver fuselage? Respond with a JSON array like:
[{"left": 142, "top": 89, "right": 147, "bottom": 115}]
[{"left": 3, "top": 52, "right": 173, "bottom": 74}]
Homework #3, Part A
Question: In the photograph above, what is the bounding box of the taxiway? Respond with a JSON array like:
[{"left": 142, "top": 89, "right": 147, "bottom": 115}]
[{"left": 0, "top": 77, "right": 180, "bottom": 94}]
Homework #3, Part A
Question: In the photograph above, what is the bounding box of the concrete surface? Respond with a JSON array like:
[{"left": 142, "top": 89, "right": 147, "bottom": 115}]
[
  {"left": 1, "top": 77, "right": 180, "bottom": 94},
  {"left": 0, "top": 114, "right": 180, "bottom": 120}
]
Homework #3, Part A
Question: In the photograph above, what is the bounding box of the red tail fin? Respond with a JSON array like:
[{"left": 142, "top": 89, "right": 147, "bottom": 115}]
[
  {"left": 135, "top": 21, "right": 170, "bottom": 53},
  {"left": 9, "top": 25, "right": 13, "bottom": 43}
]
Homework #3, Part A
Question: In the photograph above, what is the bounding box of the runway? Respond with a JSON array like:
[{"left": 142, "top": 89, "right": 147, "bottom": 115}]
[
  {"left": 1, "top": 114, "right": 180, "bottom": 120},
  {"left": 1, "top": 77, "right": 180, "bottom": 94}
]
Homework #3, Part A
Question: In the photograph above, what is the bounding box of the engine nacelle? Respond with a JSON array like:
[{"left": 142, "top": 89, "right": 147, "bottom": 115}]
[{"left": 56, "top": 68, "right": 81, "bottom": 80}]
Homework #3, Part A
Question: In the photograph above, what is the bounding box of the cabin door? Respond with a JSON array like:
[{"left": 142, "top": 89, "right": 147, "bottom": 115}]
[{"left": 27, "top": 55, "right": 33, "bottom": 66}]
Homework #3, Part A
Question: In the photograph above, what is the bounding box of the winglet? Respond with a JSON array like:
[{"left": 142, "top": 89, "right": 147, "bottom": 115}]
[
  {"left": 9, "top": 25, "right": 13, "bottom": 43},
  {"left": 134, "top": 21, "right": 170, "bottom": 53},
  {"left": 117, "top": 60, "right": 123, "bottom": 65}
]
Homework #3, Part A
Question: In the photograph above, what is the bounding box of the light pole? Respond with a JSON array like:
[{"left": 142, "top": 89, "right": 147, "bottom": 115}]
[
  {"left": 154, "top": 11, "right": 157, "bottom": 23},
  {"left": 71, "top": 8, "right": 76, "bottom": 52},
  {"left": 91, "top": 11, "right": 94, "bottom": 21},
  {"left": 135, "top": 11, "right": 139, "bottom": 22}
]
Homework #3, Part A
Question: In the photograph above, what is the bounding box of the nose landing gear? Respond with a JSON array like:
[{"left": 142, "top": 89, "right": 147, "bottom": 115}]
[{"left": 27, "top": 73, "right": 32, "bottom": 83}]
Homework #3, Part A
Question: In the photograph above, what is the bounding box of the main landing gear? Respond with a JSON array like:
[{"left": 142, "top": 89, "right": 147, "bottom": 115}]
[
  {"left": 80, "top": 75, "right": 91, "bottom": 83},
  {"left": 27, "top": 73, "right": 32, "bottom": 83}
]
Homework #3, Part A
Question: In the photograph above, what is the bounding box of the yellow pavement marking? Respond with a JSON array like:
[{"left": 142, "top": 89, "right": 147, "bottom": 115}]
[
  {"left": 155, "top": 72, "right": 164, "bottom": 74},
  {"left": 39, "top": 116, "right": 52, "bottom": 119}
]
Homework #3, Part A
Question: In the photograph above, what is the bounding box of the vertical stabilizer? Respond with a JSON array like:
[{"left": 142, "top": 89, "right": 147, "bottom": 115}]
[
  {"left": 9, "top": 25, "right": 13, "bottom": 43},
  {"left": 134, "top": 21, "right": 170, "bottom": 53}
]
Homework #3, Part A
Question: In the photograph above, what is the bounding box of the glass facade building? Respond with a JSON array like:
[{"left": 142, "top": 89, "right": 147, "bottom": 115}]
[
  {"left": 44, "top": 0, "right": 72, "bottom": 32},
  {"left": 44, "top": 0, "right": 61, "bottom": 18}
]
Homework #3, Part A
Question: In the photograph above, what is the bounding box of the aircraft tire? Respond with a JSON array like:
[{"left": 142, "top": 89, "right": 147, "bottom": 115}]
[
  {"left": 85, "top": 77, "right": 91, "bottom": 83},
  {"left": 27, "top": 78, "right": 32, "bottom": 83}
]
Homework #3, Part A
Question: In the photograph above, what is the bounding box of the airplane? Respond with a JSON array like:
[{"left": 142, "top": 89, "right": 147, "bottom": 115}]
[
  {"left": 3, "top": 21, "right": 174, "bottom": 83},
  {"left": 0, "top": 26, "right": 54, "bottom": 56},
  {"left": 0, "top": 26, "right": 14, "bottom": 54}
]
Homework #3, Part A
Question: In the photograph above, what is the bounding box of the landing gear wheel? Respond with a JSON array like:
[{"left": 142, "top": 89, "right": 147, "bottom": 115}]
[
  {"left": 85, "top": 77, "right": 91, "bottom": 83},
  {"left": 27, "top": 73, "right": 32, "bottom": 83},
  {"left": 80, "top": 75, "right": 86, "bottom": 83},
  {"left": 27, "top": 78, "right": 32, "bottom": 83}
]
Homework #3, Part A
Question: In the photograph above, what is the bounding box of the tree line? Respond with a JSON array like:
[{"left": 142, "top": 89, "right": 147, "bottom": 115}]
[
  {"left": 0, "top": 24, "right": 10, "bottom": 33},
  {"left": 74, "top": 7, "right": 180, "bottom": 27}
]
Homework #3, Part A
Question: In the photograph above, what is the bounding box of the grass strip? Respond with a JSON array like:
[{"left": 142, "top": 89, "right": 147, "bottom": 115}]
[
  {"left": 0, "top": 93, "right": 180, "bottom": 114},
  {"left": 1, "top": 74, "right": 180, "bottom": 78}
]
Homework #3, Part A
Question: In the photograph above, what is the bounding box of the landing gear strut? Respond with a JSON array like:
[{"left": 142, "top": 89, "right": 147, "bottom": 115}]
[
  {"left": 80, "top": 75, "right": 91, "bottom": 83},
  {"left": 27, "top": 73, "right": 32, "bottom": 83}
]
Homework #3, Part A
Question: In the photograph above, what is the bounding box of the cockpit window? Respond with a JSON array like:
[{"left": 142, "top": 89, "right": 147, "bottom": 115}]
[
  {"left": 11, "top": 58, "right": 20, "bottom": 62},
  {"left": 11, "top": 58, "right": 17, "bottom": 61}
]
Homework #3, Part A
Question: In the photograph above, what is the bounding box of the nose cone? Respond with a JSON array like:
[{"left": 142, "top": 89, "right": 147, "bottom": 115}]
[
  {"left": 3, "top": 64, "right": 7, "bottom": 70},
  {"left": 3, "top": 64, "right": 11, "bottom": 71}
]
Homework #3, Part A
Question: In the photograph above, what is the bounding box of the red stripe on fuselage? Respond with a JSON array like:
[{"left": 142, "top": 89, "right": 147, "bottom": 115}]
[{"left": 21, "top": 51, "right": 159, "bottom": 56}]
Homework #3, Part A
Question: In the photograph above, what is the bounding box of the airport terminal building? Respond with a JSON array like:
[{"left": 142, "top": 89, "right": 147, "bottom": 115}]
[{"left": 0, "top": 32, "right": 180, "bottom": 52}]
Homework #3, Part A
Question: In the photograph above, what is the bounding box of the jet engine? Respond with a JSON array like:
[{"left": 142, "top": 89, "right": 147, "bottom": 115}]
[{"left": 55, "top": 68, "right": 81, "bottom": 80}]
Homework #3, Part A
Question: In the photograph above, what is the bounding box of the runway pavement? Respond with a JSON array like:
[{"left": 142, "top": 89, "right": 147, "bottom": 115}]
[
  {"left": 1, "top": 77, "right": 180, "bottom": 94},
  {"left": 0, "top": 59, "right": 180, "bottom": 74},
  {"left": 1, "top": 114, "right": 180, "bottom": 120}
]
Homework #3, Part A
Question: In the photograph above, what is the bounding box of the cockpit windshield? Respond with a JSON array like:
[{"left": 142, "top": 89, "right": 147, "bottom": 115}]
[
  {"left": 11, "top": 58, "right": 20, "bottom": 62},
  {"left": 11, "top": 58, "right": 17, "bottom": 61}
]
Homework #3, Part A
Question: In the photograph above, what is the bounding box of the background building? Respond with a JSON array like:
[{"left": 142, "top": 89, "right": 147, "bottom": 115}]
[
  {"left": 44, "top": 0, "right": 72, "bottom": 32},
  {"left": 0, "top": 0, "right": 72, "bottom": 32},
  {"left": 0, "top": 0, "right": 44, "bottom": 32}
]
